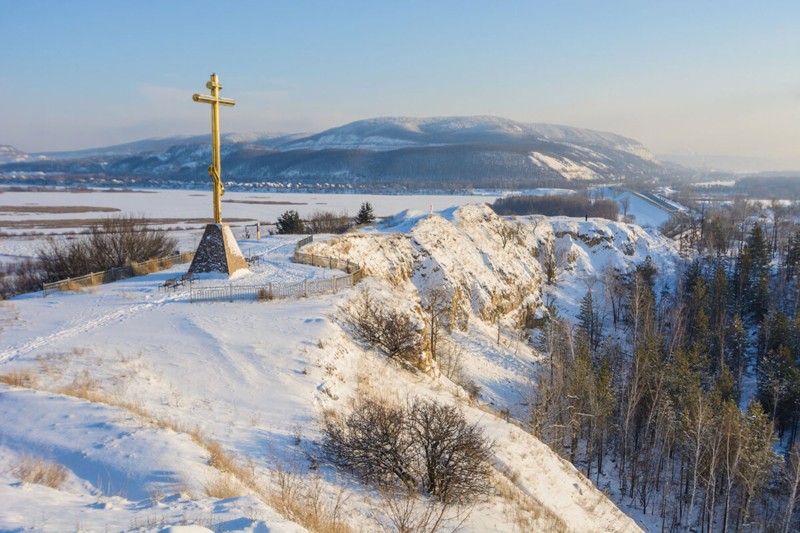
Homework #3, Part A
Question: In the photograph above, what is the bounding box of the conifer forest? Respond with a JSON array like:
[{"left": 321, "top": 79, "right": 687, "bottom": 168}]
[{"left": 530, "top": 199, "right": 800, "bottom": 532}]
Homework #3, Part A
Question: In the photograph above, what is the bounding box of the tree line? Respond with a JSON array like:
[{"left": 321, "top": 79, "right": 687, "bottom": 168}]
[{"left": 530, "top": 198, "right": 800, "bottom": 531}]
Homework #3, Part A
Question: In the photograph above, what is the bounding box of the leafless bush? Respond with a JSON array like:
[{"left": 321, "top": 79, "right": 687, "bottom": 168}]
[
  {"left": 377, "top": 486, "right": 465, "bottom": 533},
  {"left": 323, "top": 397, "right": 492, "bottom": 504},
  {"left": 14, "top": 454, "right": 68, "bottom": 489},
  {"left": 0, "top": 260, "right": 48, "bottom": 298},
  {"left": 437, "top": 339, "right": 464, "bottom": 381},
  {"left": 345, "top": 289, "right": 423, "bottom": 363},
  {"left": 37, "top": 215, "right": 177, "bottom": 281},
  {"left": 437, "top": 340, "right": 481, "bottom": 401},
  {"left": 257, "top": 287, "right": 274, "bottom": 301},
  {"left": 306, "top": 210, "right": 352, "bottom": 234},
  {"left": 408, "top": 399, "right": 493, "bottom": 503}
]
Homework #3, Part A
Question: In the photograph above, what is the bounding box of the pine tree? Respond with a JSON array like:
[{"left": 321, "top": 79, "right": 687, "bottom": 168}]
[
  {"left": 727, "top": 313, "right": 749, "bottom": 394},
  {"left": 275, "top": 210, "right": 305, "bottom": 234},
  {"left": 742, "top": 224, "right": 771, "bottom": 321},
  {"left": 578, "top": 290, "right": 602, "bottom": 351},
  {"left": 708, "top": 264, "right": 730, "bottom": 368},
  {"left": 354, "top": 202, "right": 375, "bottom": 225}
]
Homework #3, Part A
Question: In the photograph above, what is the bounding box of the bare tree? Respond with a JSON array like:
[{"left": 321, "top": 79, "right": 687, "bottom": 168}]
[
  {"left": 323, "top": 398, "right": 492, "bottom": 504},
  {"left": 344, "top": 289, "right": 423, "bottom": 363},
  {"left": 783, "top": 443, "right": 800, "bottom": 533}
]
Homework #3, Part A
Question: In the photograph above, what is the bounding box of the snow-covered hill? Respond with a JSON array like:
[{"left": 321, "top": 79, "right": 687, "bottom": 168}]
[
  {"left": 283, "top": 116, "right": 656, "bottom": 162},
  {"left": 0, "top": 207, "right": 680, "bottom": 531},
  {"left": 0, "top": 145, "right": 43, "bottom": 164},
  {"left": 1, "top": 116, "right": 672, "bottom": 190}
]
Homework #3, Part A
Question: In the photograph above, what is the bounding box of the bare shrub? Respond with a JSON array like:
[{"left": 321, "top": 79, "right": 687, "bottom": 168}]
[
  {"left": 305, "top": 210, "right": 352, "bottom": 234},
  {"left": 437, "top": 340, "right": 481, "bottom": 401},
  {"left": 324, "top": 398, "right": 416, "bottom": 490},
  {"left": 437, "top": 339, "right": 464, "bottom": 381},
  {"left": 257, "top": 287, "right": 274, "bottom": 301},
  {"left": 377, "top": 486, "right": 465, "bottom": 533},
  {"left": 14, "top": 454, "right": 68, "bottom": 489},
  {"left": 323, "top": 397, "right": 492, "bottom": 504},
  {"left": 38, "top": 215, "right": 177, "bottom": 281},
  {"left": 408, "top": 399, "right": 493, "bottom": 503},
  {"left": 345, "top": 289, "right": 423, "bottom": 363},
  {"left": 0, "top": 260, "right": 47, "bottom": 299},
  {"left": 457, "top": 378, "right": 481, "bottom": 402}
]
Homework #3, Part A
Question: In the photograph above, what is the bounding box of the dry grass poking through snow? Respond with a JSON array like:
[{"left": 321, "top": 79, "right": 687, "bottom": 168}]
[
  {"left": 0, "top": 369, "right": 37, "bottom": 388},
  {"left": 494, "top": 470, "right": 568, "bottom": 533},
  {"left": 13, "top": 454, "right": 69, "bottom": 489},
  {"left": 267, "top": 463, "right": 352, "bottom": 533},
  {"left": 204, "top": 475, "right": 246, "bottom": 500},
  {"left": 2, "top": 366, "right": 355, "bottom": 533}
]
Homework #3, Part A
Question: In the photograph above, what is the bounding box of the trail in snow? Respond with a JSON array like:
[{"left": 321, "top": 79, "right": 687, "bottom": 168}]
[{"left": 0, "top": 292, "right": 183, "bottom": 363}]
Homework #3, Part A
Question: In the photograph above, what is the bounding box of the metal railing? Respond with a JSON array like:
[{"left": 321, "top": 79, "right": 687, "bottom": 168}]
[
  {"left": 189, "top": 235, "right": 363, "bottom": 303},
  {"left": 42, "top": 252, "right": 195, "bottom": 297}
]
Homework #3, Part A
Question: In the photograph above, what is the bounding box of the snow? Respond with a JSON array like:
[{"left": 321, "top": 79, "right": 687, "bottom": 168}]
[
  {"left": 590, "top": 187, "right": 674, "bottom": 229},
  {"left": 0, "top": 195, "right": 660, "bottom": 532},
  {"left": 0, "top": 188, "right": 498, "bottom": 263},
  {"left": 529, "top": 152, "right": 600, "bottom": 181}
]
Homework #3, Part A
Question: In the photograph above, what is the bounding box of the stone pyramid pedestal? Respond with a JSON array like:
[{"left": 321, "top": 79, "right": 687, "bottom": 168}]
[{"left": 188, "top": 223, "right": 249, "bottom": 277}]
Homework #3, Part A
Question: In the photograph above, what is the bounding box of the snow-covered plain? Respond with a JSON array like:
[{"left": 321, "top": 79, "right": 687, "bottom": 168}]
[
  {"left": 0, "top": 191, "right": 682, "bottom": 532},
  {"left": 0, "top": 189, "right": 498, "bottom": 265}
]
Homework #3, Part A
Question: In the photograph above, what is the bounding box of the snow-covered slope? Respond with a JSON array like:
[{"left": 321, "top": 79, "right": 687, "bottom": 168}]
[
  {"left": 307, "top": 204, "right": 676, "bottom": 320},
  {"left": 282, "top": 116, "right": 655, "bottom": 162},
  {"left": 0, "top": 209, "right": 677, "bottom": 532},
  {"left": 2, "top": 116, "right": 670, "bottom": 189},
  {"left": 0, "top": 145, "right": 42, "bottom": 164}
]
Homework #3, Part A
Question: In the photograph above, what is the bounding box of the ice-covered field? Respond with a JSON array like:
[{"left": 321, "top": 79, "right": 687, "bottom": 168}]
[{"left": 0, "top": 189, "right": 500, "bottom": 265}]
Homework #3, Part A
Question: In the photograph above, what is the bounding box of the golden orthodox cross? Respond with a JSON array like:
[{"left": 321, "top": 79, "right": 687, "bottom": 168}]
[{"left": 193, "top": 74, "right": 235, "bottom": 224}]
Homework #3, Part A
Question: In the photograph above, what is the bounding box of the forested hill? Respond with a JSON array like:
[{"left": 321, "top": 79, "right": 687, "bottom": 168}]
[{"left": 0, "top": 116, "right": 675, "bottom": 191}]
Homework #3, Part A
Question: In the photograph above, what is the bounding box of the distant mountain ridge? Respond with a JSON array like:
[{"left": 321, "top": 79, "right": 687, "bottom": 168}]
[{"left": 1, "top": 116, "right": 671, "bottom": 191}]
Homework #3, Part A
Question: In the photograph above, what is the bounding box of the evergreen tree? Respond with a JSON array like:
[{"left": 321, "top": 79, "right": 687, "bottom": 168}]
[
  {"left": 275, "top": 210, "right": 305, "bottom": 234},
  {"left": 785, "top": 230, "right": 800, "bottom": 280},
  {"left": 709, "top": 264, "right": 730, "bottom": 369},
  {"left": 578, "top": 290, "right": 602, "bottom": 351},
  {"left": 354, "top": 202, "right": 375, "bottom": 225},
  {"left": 742, "top": 224, "right": 771, "bottom": 321},
  {"left": 727, "top": 313, "right": 749, "bottom": 394}
]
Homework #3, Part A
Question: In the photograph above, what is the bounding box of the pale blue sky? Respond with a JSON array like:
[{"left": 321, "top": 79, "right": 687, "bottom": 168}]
[{"left": 2, "top": 0, "right": 798, "bottom": 166}]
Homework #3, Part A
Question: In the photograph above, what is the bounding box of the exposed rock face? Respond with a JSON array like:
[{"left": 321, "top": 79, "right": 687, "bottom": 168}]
[
  {"left": 306, "top": 205, "right": 678, "bottom": 321},
  {"left": 188, "top": 224, "right": 249, "bottom": 276}
]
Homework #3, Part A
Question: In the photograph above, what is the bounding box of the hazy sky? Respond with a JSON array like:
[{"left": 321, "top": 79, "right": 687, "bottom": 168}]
[{"left": 2, "top": 0, "right": 799, "bottom": 167}]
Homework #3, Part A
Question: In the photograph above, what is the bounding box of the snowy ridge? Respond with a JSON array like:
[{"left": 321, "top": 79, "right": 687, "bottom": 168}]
[
  {"left": 307, "top": 204, "right": 677, "bottom": 321},
  {"left": 0, "top": 145, "right": 43, "bottom": 164},
  {"left": 283, "top": 115, "right": 656, "bottom": 161},
  {"left": 2, "top": 115, "right": 668, "bottom": 189}
]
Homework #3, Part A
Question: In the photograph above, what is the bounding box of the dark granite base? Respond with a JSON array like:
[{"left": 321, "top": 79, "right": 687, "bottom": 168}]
[{"left": 188, "top": 224, "right": 249, "bottom": 277}]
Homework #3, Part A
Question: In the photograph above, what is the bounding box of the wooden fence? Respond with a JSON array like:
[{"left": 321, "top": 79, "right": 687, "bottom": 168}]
[
  {"left": 189, "top": 235, "right": 363, "bottom": 303},
  {"left": 42, "top": 252, "right": 195, "bottom": 297}
]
